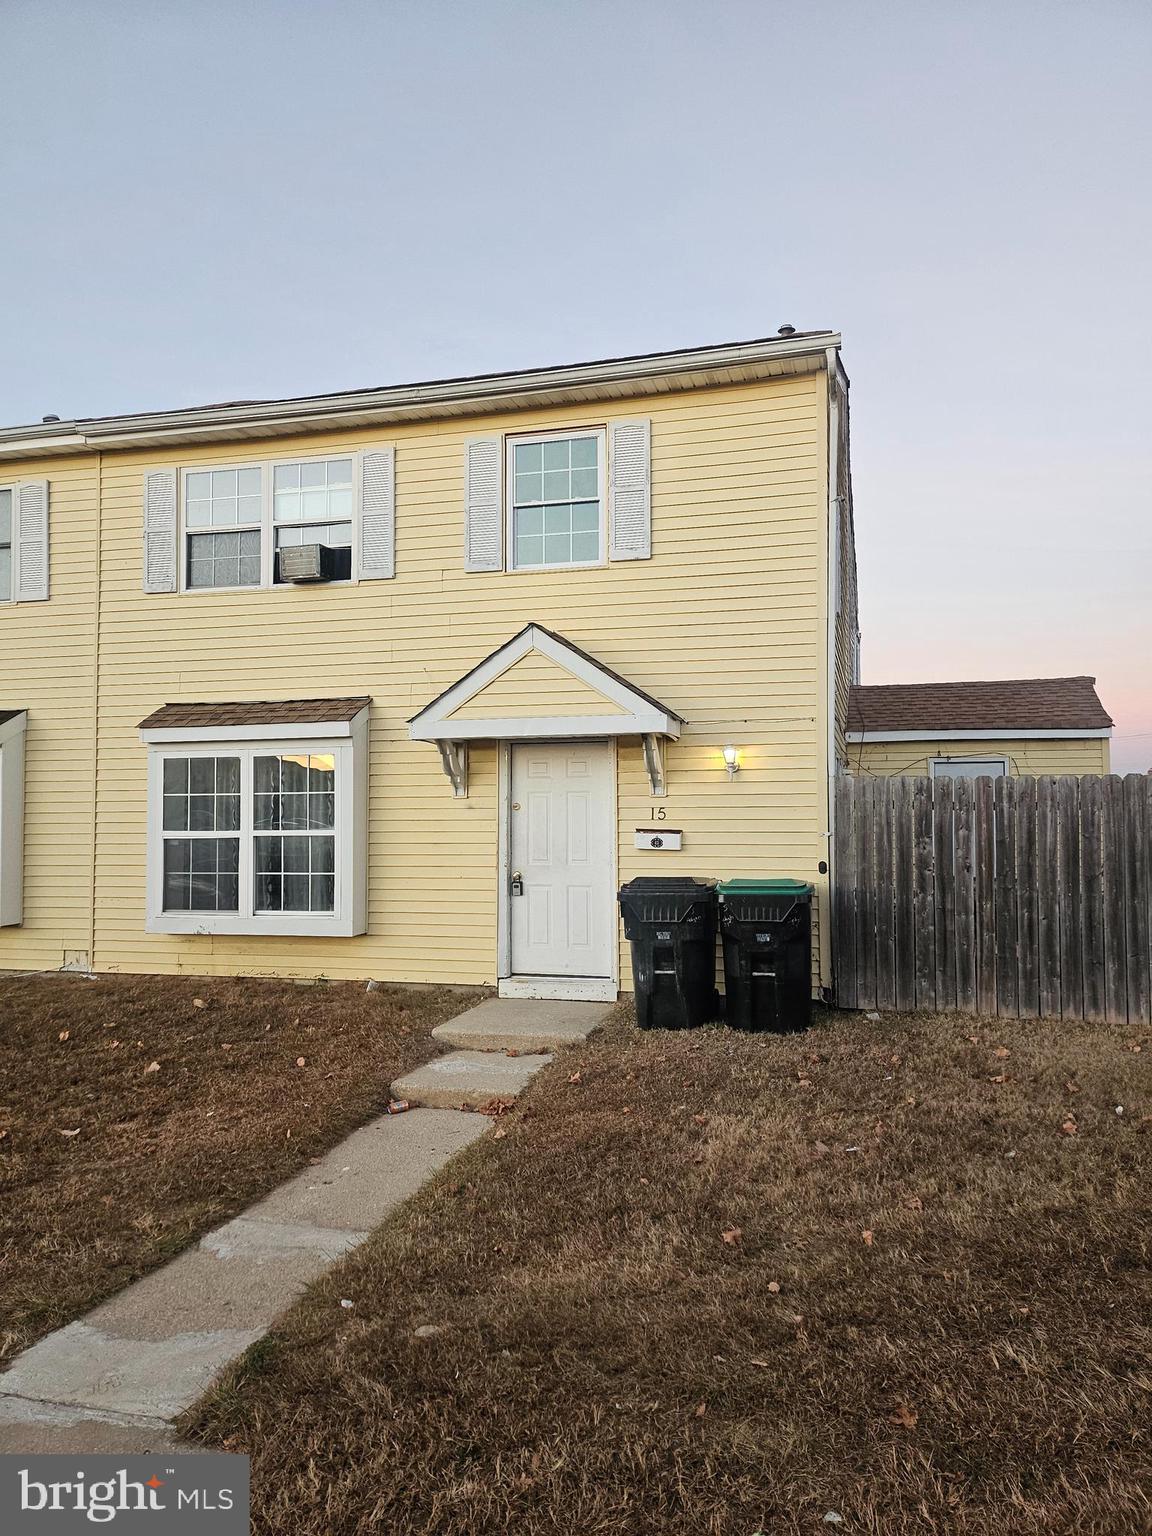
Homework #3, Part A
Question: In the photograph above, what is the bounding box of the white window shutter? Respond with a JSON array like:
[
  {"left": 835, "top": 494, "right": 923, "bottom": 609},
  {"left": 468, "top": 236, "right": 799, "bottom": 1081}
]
[
  {"left": 608, "top": 418, "right": 651, "bottom": 561},
  {"left": 14, "top": 480, "right": 49, "bottom": 602},
  {"left": 143, "top": 469, "right": 178, "bottom": 593},
  {"left": 464, "top": 437, "right": 503, "bottom": 572},
  {"left": 358, "top": 447, "right": 395, "bottom": 580}
]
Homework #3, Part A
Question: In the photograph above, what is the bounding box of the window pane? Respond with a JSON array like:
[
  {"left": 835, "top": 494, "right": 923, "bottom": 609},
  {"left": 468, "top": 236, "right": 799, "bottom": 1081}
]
[
  {"left": 216, "top": 757, "right": 240, "bottom": 795},
  {"left": 0, "top": 489, "right": 9, "bottom": 543},
  {"left": 327, "top": 488, "right": 353, "bottom": 519},
  {"left": 570, "top": 437, "right": 597, "bottom": 468},
  {"left": 572, "top": 530, "right": 599, "bottom": 562},
  {"left": 571, "top": 466, "right": 597, "bottom": 498},
  {"left": 283, "top": 874, "right": 311, "bottom": 911},
  {"left": 311, "top": 874, "right": 335, "bottom": 912},
  {"left": 280, "top": 793, "right": 309, "bottom": 830},
  {"left": 327, "top": 459, "right": 353, "bottom": 485},
  {"left": 516, "top": 506, "right": 543, "bottom": 537},
  {"left": 571, "top": 501, "right": 599, "bottom": 532},
  {"left": 514, "top": 472, "right": 542, "bottom": 505},
  {"left": 188, "top": 794, "right": 215, "bottom": 831},
  {"left": 187, "top": 531, "right": 261, "bottom": 588},
  {"left": 544, "top": 533, "right": 570, "bottom": 564},
  {"left": 189, "top": 758, "right": 215, "bottom": 794},
  {"left": 0, "top": 547, "right": 10, "bottom": 603},
  {"left": 308, "top": 754, "right": 335, "bottom": 790},
  {"left": 301, "top": 489, "right": 326, "bottom": 519},
  {"left": 313, "top": 835, "right": 335, "bottom": 873},
  {"left": 544, "top": 505, "right": 571, "bottom": 534},
  {"left": 281, "top": 756, "right": 308, "bottom": 793},
  {"left": 255, "top": 756, "right": 280, "bottom": 794},
  {"left": 189, "top": 468, "right": 261, "bottom": 532},
  {"left": 255, "top": 873, "right": 282, "bottom": 912},
  {"left": 274, "top": 464, "right": 299, "bottom": 492},
  {"left": 282, "top": 835, "right": 311, "bottom": 873},
  {"left": 162, "top": 794, "right": 188, "bottom": 832},
  {"left": 514, "top": 442, "right": 542, "bottom": 474},
  {"left": 163, "top": 836, "right": 239, "bottom": 912},
  {"left": 515, "top": 534, "right": 543, "bottom": 567},
  {"left": 542, "top": 470, "right": 570, "bottom": 502},
  {"left": 163, "top": 758, "right": 189, "bottom": 794},
  {"left": 542, "top": 439, "right": 569, "bottom": 471},
  {"left": 300, "top": 462, "right": 326, "bottom": 489}
]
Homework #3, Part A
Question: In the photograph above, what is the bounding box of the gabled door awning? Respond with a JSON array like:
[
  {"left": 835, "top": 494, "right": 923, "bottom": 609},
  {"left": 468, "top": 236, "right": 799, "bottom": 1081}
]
[{"left": 408, "top": 624, "right": 682, "bottom": 797}]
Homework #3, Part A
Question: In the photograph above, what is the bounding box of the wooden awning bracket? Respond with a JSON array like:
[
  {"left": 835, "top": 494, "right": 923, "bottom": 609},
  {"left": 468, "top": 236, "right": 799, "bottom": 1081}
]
[
  {"left": 438, "top": 740, "right": 469, "bottom": 798},
  {"left": 642, "top": 733, "right": 667, "bottom": 797}
]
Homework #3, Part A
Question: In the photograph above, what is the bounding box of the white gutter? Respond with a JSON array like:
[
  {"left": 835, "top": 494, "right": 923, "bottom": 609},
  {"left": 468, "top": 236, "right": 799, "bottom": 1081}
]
[
  {"left": 846, "top": 727, "right": 1112, "bottom": 742},
  {"left": 0, "top": 331, "right": 840, "bottom": 458}
]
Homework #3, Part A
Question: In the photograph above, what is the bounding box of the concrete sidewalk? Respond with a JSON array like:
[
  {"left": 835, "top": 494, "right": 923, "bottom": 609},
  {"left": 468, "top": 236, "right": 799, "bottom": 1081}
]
[{"left": 0, "top": 994, "right": 608, "bottom": 1454}]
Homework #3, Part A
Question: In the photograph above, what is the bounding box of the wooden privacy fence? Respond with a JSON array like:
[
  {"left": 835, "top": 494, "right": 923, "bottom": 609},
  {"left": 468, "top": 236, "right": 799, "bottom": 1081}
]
[{"left": 833, "top": 774, "right": 1152, "bottom": 1024}]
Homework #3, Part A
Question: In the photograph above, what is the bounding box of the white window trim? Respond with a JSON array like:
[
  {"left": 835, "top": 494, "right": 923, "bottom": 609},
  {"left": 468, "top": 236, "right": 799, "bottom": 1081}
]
[
  {"left": 0, "top": 482, "right": 16, "bottom": 605},
  {"left": 929, "top": 755, "right": 1009, "bottom": 779},
  {"left": 178, "top": 451, "right": 363, "bottom": 595},
  {"left": 143, "top": 713, "right": 368, "bottom": 936},
  {"left": 505, "top": 427, "right": 607, "bottom": 574}
]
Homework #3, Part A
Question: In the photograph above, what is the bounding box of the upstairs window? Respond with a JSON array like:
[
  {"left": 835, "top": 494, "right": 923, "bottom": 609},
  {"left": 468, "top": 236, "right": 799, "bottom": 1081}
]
[
  {"left": 185, "top": 467, "right": 263, "bottom": 589},
  {"left": 508, "top": 431, "right": 604, "bottom": 571},
  {"left": 272, "top": 458, "right": 354, "bottom": 583},
  {"left": 180, "top": 456, "right": 359, "bottom": 590}
]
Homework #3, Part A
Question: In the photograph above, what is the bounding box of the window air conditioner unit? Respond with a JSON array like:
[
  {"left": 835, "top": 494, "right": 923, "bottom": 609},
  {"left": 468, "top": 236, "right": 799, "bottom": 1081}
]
[{"left": 277, "top": 543, "right": 340, "bottom": 583}]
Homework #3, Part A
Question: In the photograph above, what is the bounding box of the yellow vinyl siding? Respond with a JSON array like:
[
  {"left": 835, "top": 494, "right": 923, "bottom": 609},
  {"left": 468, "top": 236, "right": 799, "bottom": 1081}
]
[
  {"left": 851, "top": 736, "right": 1110, "bottom": 777},
  {"left": 0, "top": 456, "right": 100, "bottom": 970},
  {"left": 0, "top": 371, "right": 835, "bottom": 992},
  {"left": 448, "top": 650, "right": 628, "bottom": 719}
]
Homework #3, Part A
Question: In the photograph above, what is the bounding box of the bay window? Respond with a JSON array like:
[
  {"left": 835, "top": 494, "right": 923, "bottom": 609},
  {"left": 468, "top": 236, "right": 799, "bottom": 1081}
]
[{"left": 141, "top": 702, "right": 368, "bottom": 935}]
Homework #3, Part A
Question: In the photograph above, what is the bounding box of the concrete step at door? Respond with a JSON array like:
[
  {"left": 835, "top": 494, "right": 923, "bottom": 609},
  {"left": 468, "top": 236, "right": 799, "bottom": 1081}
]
[
  {"left": 431, "top": 997, "right": 609, "bottom": 1054},
  {"left": 391, "top": 1049, "right": 552, "bottom": 1110}
]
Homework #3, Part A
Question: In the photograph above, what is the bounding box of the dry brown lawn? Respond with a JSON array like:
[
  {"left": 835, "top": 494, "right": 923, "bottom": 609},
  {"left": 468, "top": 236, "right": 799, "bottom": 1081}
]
[
  {"left": 183, "top": 1004, "right": 1152, "bottom": 1536},
  {"left": 0, "top": 972, "right": 482, "bottom": 1358}
]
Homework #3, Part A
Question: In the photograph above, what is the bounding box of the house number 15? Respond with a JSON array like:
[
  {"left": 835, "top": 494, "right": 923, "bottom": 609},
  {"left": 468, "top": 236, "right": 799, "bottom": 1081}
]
[{"left": 650, "top": 807, "right": 667, "bottom": 820}]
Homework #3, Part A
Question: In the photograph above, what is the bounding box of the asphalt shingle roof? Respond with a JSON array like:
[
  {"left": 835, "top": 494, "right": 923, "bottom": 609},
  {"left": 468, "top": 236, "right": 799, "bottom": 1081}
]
[
  {"left": 139, "top": 698, "right": 370, "bottom": 730},
  {"left": 847, "top": 677, "right": 1111, "bottom": 734}
]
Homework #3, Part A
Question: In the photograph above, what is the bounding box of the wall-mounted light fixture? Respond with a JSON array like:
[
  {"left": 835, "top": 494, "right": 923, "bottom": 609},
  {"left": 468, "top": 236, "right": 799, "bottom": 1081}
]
[{"left": 722, "top": 744, "right": 740, "bottom": 780}]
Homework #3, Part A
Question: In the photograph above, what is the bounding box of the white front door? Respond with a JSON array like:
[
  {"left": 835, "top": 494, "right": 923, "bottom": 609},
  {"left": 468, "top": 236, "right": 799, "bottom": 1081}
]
[{"left": 509, "top": 741, "right": 614, "bottom": 979}]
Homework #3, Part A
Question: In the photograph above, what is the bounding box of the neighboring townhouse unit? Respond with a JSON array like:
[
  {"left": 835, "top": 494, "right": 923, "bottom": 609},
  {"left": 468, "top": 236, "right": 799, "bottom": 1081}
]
[
  {"left": 846, "top": 677, "right": 1112, "bottom": 779},
  {"left": 0, "top": 330, "right": 859, "bottom": 998}
]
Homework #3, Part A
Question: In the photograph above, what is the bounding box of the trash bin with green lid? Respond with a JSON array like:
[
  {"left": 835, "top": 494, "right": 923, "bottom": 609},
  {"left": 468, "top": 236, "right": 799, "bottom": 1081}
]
[
  {"left": 617, "top": 876, "right": 718, "bottom": 1029},
  {"left": 717, "top": 879, "right": 813, "bottom": 1031}
]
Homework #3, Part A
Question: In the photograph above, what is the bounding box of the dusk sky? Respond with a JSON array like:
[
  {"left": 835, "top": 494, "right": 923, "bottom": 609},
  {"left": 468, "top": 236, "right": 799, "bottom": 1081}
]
[{"left": 3, "top": 1, "right": 1149, "bottom": 769}]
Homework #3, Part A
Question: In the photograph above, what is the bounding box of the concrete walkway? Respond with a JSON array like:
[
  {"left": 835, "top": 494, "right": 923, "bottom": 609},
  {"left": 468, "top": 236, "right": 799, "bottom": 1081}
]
[{"left": 0, "top": 994, "right": 607, "bottom": 1453}]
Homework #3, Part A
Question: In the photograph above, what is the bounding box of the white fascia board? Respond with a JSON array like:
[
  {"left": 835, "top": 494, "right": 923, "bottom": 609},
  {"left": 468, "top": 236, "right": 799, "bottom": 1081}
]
[
  {"left": 139, "top": 708, "right": 367, "bottom": 745},
  {"left": 416, "top": 712, "right": 680, "bottom": 742},
  {"left": 846, "top": 727, "right": 1111, "bottom": 743},
  {"left": 0, "top": 334, "right": 840, "bottom": 456}
]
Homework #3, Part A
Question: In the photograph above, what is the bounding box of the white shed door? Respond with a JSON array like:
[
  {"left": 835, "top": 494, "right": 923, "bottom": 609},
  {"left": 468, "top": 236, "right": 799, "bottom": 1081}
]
[{"left": 510, "top": 742, "right": 614, "bottom": 978}]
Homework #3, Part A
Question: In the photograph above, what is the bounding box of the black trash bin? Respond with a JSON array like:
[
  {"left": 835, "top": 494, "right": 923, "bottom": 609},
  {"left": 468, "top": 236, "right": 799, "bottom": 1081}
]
[
  {"left": 617, "top": 877, "right": 718, "bottom": 1029},
  {"left": 717, "top": 879, "right": 813, "bottom": 1032}
]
